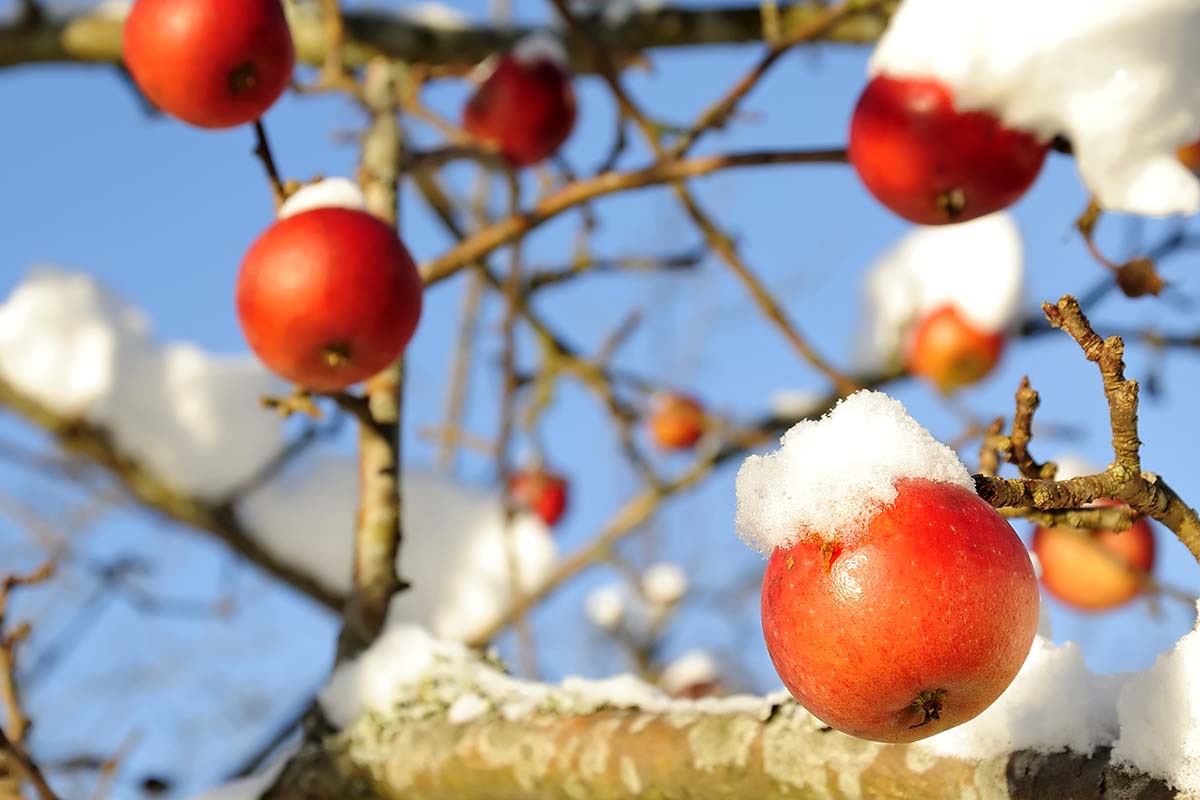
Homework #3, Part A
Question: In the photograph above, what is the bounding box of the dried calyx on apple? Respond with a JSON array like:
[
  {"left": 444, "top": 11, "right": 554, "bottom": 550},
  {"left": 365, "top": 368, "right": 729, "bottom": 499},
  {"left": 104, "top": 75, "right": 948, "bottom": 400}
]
[
  {"left": 463, "top": 34, "right": 578, "bottom": 167},
  {"left": 735, "top": 391, "right": 1039, "bottom": 743}
]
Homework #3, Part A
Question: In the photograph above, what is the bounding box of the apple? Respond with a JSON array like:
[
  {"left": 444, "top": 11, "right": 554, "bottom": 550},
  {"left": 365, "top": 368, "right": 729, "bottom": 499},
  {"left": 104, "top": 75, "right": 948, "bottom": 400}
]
[
  {"left": 236, "top": 208, "right": 423, "bottom": 392},
  {"left": 463, "top": 51, "right": 576, "bottom": 167},
  {"left": 648, "top": 393, "right": 706, "bottom": 451},
  {"left": 1179, "top": 139, "right": 1200, "bottom": 173},
  {"left": 1031, "top": 501, "right": 1156, "bottom": 611},
  {"left": 849, "top": 75, "right": 1048, "bottom": 225},
  {"left": 761, "top": 477, "right": 1039, "bottom": 743},
  {"left": 124, "top": 0, "right": 294, "bottom": 129},
  {"left": 508, "top": 467, "right": 569, "bottom": 527},
  {"left": 906, "top": 304, "right": 1005, "bottom": 393}
]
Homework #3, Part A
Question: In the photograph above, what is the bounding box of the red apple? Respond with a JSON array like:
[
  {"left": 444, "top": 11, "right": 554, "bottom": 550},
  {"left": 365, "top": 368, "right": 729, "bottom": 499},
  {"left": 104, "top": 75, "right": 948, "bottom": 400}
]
[
  {"left": 648, "top": 393, "right": 706, "bottom": 451},
  {"left": 463, "top": 52, "right": 576, "bottom": 167},
  {"left": 849, "top": 75, "right": 1048, "bottom": 224},
  {"left": 906, "top": 304, "right": 1005, "bottom": 393},
  {"left": 236, "top": 208, "right": 423, "bottom": 392},
  {"left": 762, "top": 477, "right": 1039, "bottom": 743},
  {"left": 124, "top": 0, "right": 294, "bottom": 129},
  {"left": 1031, "top": 500, "right": 1156, "bottom": 611},
  {"left": 508, "top": 467, "right": 569, "bottom": 527}
]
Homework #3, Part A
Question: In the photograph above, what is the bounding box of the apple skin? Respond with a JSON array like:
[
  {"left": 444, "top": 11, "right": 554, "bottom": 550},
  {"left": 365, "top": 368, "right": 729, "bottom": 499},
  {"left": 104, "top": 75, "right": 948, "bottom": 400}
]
[
  {"left": 236, "top": 208, "right": 423, "bottom": 392},
  {"left": 1179, "top": 139, "right": 1200, "bottom": 173},
  {"left": 906, "top": 305, "right": 1006, "bottom": 393},
  {"left": 508, "top": 468, "right": 569, "bottom": 527},
  {"left": 464, "top": 54, "right": 577, "bottom": 167},
  {"left": 648, "top": 394, "right": 706, "bottom": 451},
  {"left": 761, "top": 478, "right": 1039, "bottom": 743},
  {"left": 124, "top": 0, "right": 294, "bottom": 129},
  {"left": 1031, "top": 501, "right": 1156, "bottom": 612},
  {"left": 849, "top": 75, "right": 1048, "bottom": 225}
]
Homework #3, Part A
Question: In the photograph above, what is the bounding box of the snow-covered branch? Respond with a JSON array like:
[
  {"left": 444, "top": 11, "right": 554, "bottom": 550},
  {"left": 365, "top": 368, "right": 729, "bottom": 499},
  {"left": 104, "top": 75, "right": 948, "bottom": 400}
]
[{"left": 0, "top": 2, "right": 896, "bottom": 73}]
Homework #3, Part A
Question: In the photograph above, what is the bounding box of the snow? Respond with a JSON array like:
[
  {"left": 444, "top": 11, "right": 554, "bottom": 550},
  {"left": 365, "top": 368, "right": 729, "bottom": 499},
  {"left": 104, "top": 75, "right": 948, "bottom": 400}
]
[
  {"left": 1051, "top": 454, "right": 1099, "bottom": 481},
  {"left": 512, "top": 32, "right": 569, "bottom": 68},
  {"left": 916, "top": 636, "right": 1121, "bottom": 759},
  {"left": 659, "top": 650, "right": 718, "bottom": 695},
  {"left": 585, "top": 584, "right": 625, "bottom": 630},
  {"left": 870, "top": 0, "right": 1200, "bottom": 216},
  {"left": 0, "top": 268, "right": 286, "bottom": 498},
  {"left": 1112, "top": 608, "right": 1200, "bottom": 794},
  {"left": 768, "top": 389, "right": 827, "bottom": 420},
  {"left": 395, "top": 2, "right": 470, "bottom": 30},
  {"left": 277, "top": 177, "right": 366, "bottom": 219},
  {"left": 734, "top": 390, "right": 974, "bottom": 555},
  {"left": 855, "top": 213, "right": 1024, "bottom": 373},
  {"left": 238, "top": 454, "right": 559, "bottom": 642},
  {"left": 641, "top": 562, "right": 687, "bottom": 606}
]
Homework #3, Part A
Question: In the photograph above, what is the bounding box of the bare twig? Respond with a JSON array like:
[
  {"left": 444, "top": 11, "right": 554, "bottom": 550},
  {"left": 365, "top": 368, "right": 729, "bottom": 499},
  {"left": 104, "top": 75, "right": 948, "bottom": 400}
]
[{"left": 252, "top": 120, "right": 287, "bottom": 210}]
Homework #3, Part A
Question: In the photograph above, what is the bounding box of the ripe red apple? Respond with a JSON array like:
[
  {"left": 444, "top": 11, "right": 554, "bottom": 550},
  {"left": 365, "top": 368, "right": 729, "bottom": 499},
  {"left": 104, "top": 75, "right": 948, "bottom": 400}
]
[
  {"left": 849, "top": 75, "right": 1048, "bottom": 224},
  {"left": 237, "top": 208, "right": 423, "bottom": 392},
  {"left": 463, "top": 52, "right": 576, "bottom": 167},
  {"left": 508, "top": 467, "right": 569, "bottom": 527},
  {"left": 1031, "top": 501, "right": 1156, "bottom": 611},
  {"left": 762, "top": 478, "right": 1039, "bottom": 743},
  {"left": 648, "top": 393, "right": 706, "bottom": 451},
  {"left": 123, "top": 0, "right": 294, "bottom": 128},
  {"left": 906, "top": 304, "right": 1005, "bottom": 393}
]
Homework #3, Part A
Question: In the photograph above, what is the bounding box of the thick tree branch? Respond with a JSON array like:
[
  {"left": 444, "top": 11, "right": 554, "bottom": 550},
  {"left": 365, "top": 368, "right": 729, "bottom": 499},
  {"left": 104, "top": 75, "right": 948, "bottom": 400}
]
[{"left": 0, "top": 3, "right": 896, "bottom": 73}]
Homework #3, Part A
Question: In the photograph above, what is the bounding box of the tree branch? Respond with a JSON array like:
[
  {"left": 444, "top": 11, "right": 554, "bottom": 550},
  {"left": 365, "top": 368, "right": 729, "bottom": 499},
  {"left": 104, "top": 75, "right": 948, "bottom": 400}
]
[{"left": 0, "top": 3, "right": 896, "bottom": 73}]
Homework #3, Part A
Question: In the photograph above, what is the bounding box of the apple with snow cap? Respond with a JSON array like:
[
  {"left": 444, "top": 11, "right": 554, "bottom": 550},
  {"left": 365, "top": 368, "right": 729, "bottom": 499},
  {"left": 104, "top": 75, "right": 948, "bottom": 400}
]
[
  {"left": 906, "top": 304, "right": 1005, "bottom": 392},
  {"left": 123, "top": 0, "right": 294, "bottom": 129},
  {"left": 737, "top": 391, "right": 1039, "bottom": 742},
  {"left": 463, "top": 34, "right": 577, "bottom": 167},
  {"left": 237, "top": 207, "right": 423, "bottom": 392},
  {"left": 849, "top": 75, "right": 1048, "bottom": 224}
]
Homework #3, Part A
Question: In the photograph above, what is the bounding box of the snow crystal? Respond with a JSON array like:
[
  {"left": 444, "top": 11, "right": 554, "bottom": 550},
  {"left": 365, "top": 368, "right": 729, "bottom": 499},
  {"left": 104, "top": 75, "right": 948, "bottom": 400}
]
[
  {"left": 659, "top": 650, "right": 718, "bottom": 695},
  {"left": 512, "top": 32, "right": 569, "bottom": 68},
  {"left": 585, "top": 584, "right": 626, "bottom": 630},
  {"left": 239, "top": 456, "right": 559, "bottom": 641},
  {"left": 277, "top": 177, "right": 366, "bottom": 219},
  {"left": 396, "top": 1, "right": 469, "bottom": 30},
  {"left": 870, "top": 0, "right": 1200, "bottom": 216},
  {"left": 641, "top": 562, "right": 687, "bottom": 606},
  {"left": 447, "top": 692, "right": 490, "bottom": 724},
  {"left": 916, "top": 636, "right": 1120, "bottom": 759},
  {"left": 734, "top": 391, "right": 974, "bottom": 554},
  {"left": 0, "top": 269, "right": 285, "bottom": 498},
  {"left": 855, "top": 213, "right": 1024, "bottom": 373},
  {"left": 1113, "top": 610, "right": 1200, "bottom": 794}
]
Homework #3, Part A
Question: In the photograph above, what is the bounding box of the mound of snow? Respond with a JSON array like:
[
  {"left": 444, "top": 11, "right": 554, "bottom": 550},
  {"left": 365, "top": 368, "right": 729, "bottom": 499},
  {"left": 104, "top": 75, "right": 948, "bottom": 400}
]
[
  {"left": 870, "top": 0, "right": 1200, "bottom": 216},
  {"left": 735, "top": 390, "right": 973, "bottom": 555},
  {"left": 277, "top": 177, "right": 366, "bottom": 219},
  {"left": 855, "top": 213, "right": 1024, "bottom": 373}
]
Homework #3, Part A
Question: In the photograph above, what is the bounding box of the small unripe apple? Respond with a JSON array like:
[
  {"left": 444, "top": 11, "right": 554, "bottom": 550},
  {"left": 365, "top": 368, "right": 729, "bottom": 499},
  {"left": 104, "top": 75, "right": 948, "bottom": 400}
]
[
  {"left": 1031, "top": 501, "right": 1156, "bottom": 611},
  {"left": 849, "top": 75, "right": 1048, "bottom": 224},
  {"left": 236, "top": 208, "right": 423, "bottom": 392},
  {"left": 508, "top": 467, "right": 569, "bottom": 527},
  {"left": 762, "top": 478, "right": 1039, "bottom": 743},
  {"left": 648, "top": 393, "right": 706, "bottom": 451},
  {"left": 123, "top": 0, "right": 294, "bottom": 129},
  {"left": 463, "top": 50, "right": 576, "bottom": 167},
  {"left": 906, "top": 304, "right": 1005, "bottom": 393}
]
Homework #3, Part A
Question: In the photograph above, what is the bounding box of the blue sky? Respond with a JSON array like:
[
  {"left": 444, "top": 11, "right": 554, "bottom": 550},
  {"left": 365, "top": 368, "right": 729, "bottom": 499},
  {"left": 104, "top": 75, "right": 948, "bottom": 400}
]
[{"left": 2, "top": 0, "right": 1200, "bottom": 795}]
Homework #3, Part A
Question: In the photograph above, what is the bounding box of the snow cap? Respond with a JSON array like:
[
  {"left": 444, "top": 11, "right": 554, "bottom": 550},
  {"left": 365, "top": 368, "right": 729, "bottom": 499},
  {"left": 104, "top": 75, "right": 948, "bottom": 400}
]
[
  {"left": 512, "top": 32, "right": 569, "bottom": 68},
  {"left": 870, "top": 0, "right": 1200, "bottom": 216},
  {"left": 735, "top": 390, "right": 974, "bottom": 555},
  {"left": 277, "top": 177, "right": 366, "bottom": 219}
]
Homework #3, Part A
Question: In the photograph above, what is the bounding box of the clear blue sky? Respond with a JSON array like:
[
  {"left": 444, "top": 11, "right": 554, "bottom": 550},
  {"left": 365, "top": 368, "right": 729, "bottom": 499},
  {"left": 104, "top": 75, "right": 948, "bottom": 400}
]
[{"left": 2, "top": 0, "right": 1200, "bottom": 795}]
